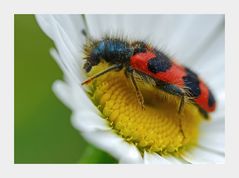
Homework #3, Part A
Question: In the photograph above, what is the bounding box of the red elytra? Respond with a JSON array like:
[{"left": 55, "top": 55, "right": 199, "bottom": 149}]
[{"left": 130, "top": 51, "right": 216, "bottom": 113}]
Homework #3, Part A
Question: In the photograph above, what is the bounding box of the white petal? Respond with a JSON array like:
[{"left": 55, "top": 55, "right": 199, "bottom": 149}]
[
  {"left": 52, "top": 80, "right": 74, "bottom": 109},
  {"left": 163, "top": 155, "right": 189, "bottom": 164},
  {"left": 51, "top": 22, "right": 82, "bottom": 83},
  {"left": 118, "top": 146, "right": 144, "bottom": 164},
  {"left": 85, "top": 15, "right": 224, "bottom": 63},
  {"left": 197, "top": 118, "right": 225, "bottom": 153},
  {"left": 144, "top": 152, "right": 188, "bottom": 164},
  {"left": 36, "top": 15, "right": 85, "bottom": 50},
  {"left": 81, "top": 130, "right": 143, "bottom": 163},
  {"left": 35, "top": 15, "right": 56, "bottom": 40},
  {"left": 53, "top": 80, "right": 99, "bottom": 113},
  {"left": 71, "top": 111, "right": 110, "bottom": 132},
  {"left": 36, "top": 15, "right": 86, "bottom": 83},
  {"left": 180, "top": 146, "right": 224, "bottom": 164},
  {"left": 197, "top": 132, "right": 225, "bottom": 154},
  {"left": 169, "top": 15, "right": 224, "bottom": 64},
  {"left": 85, "top": 15, "right": 122, "bottom": 39},
  {"left": 189, "top": 25, "right": 225, "bottom": 89},
  {"left": 49, "top": 15, "right": 86, "bottom": 48},
  {"left": 212, "top": 86, "right": 225, "bottom": 119},
  {"left": 212, "top": 99, "right": 225, "bottom": 121},
  {"left": 143, "top": 152, "right": 171, "bottom": 164},
  {"left": 50, "top": 48, "right": 74, "bottom": 83},
  {"left": 71, "top": 83, "right": 100, "bottom": 113}
]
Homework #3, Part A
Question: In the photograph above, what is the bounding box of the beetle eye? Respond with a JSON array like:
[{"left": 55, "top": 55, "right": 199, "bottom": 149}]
[{"left": 83, "top": 62, "right": 92, "bottom": 72}]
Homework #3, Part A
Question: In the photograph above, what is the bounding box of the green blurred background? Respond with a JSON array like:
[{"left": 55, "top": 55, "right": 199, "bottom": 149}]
[{"left": 14, "top": 15, "right": 117, "bottom": 163}]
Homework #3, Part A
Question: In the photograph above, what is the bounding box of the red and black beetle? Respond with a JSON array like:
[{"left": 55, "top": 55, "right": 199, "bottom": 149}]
[{"left": 82, "top": 37, "right": 216, "bottom": 118}]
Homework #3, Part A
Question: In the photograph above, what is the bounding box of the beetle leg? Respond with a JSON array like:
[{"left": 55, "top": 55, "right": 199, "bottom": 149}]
[
  {"left": 178, "top": 94, "right": 185, "bottom": 114},
  {"left": 156, "top": 82, "right": 186, "bottom": 113},
  {"left": 177, "top": 94, "right": 186, "bottom": 140},
  {"left": 126, "top": 68, "right": 145, "bottom": 110},
  {"left": 159, "top": 84, "right": 186, "bottom": 139}
]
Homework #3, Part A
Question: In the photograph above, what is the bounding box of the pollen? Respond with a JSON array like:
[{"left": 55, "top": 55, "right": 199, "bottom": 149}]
[{"left": 87, "top": 62, "right": 203, "bottom": 155}]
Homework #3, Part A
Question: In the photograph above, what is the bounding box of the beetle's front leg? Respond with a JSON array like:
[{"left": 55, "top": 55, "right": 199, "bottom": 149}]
[{"left": 125, "top": 66, "right": 145, "bottom": 110}]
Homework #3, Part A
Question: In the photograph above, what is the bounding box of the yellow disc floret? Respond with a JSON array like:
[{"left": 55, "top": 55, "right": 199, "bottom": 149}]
[{"left": 86, "top": 61, "right": 203, "bottom": 155}]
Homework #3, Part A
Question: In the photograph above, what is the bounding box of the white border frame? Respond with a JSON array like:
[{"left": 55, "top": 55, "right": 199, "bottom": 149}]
[{"left": 0, "top": 0, "right": 238, "bottom": 178}]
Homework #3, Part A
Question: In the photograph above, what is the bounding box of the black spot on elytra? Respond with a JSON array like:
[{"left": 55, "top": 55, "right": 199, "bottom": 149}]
[
  {"left": 183, "top": 67, "right": 201, "bottom": 97},
  {"left": 147, "top": 53, "right": 172, "bottom": 73},
  {"left": 208, "top": 89, "right": 216, "bottom": 107}
]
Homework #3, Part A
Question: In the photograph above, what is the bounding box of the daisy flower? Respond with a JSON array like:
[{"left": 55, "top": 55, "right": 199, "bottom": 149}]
[{"left": 36, "top": 14, "right": 225, "bottom": 164}]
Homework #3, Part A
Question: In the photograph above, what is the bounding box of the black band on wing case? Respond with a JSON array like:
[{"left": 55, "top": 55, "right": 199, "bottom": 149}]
[
  {"left": 208, "top": 89, "right": 216, "bottom": 107},
  {"left": 147, "top": 55, "right": 172, "bottom": 73},
  {"left": 183, "top": 67, "right": 201, "bottom": 97}
]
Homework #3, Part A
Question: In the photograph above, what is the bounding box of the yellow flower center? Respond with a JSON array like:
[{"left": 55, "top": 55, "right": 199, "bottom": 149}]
[{"left": 87, "top": 61, "right": 204, "bottom": 155}]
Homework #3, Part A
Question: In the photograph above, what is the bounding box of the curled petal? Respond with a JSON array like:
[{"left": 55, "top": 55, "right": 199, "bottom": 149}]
[{"left": 81, "top": 130, "right": 143, "bottom": 163}]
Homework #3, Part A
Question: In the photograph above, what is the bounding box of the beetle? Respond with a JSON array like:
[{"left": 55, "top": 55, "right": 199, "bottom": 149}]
[{"left": 81, "top": 37, "right": 216, "bottom": 119}]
